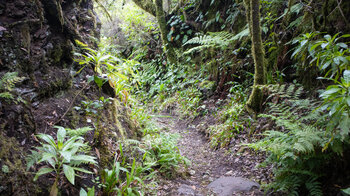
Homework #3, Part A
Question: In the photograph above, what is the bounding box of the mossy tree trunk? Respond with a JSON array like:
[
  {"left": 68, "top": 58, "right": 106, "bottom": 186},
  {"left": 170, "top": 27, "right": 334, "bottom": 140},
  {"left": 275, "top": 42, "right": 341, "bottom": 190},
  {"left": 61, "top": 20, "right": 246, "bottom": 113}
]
[
  {"left": 132, "top": 0, "right": 177, "bottom": 65},
  {"left": 132, "top": 0, "right": 157, "bottom": 16},
  {"left": 244, "top": 0, "right": 266, "bottom": 113},
  {"left": 154, "top": 0, "right": 177, "bottom": 65}
]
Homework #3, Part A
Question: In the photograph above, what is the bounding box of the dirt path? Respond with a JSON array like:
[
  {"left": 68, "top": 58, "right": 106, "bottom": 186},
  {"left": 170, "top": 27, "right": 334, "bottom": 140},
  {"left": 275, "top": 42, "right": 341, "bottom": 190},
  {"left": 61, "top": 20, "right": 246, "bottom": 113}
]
[{"left": 154, "top": 113, "right": 268, "bottom": 196}]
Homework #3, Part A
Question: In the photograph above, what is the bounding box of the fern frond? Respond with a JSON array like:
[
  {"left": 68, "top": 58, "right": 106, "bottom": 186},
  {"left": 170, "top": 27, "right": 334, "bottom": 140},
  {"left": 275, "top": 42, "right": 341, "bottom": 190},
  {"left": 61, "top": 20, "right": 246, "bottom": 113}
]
[
  {"left": 123, "top": 139, "right": 141, "bottom": 145},
  {"left": 0, "top": 92, "right": 14, "bottom": 99},
  {"left": 65, "top": 127, "right": 93, "bottom": 137},
  {"left": 0, "top": 72, "right": 25, "bottom": 101},
  {"left": 184, "top": 31, "right": 236, "bottom": 54},
  {"left": 0, "top": 72, "right": 25, "bottom": 91},
  {"left": 250, "top": 83, "right": 327, "bottom": 195},
  {"left": 71, "top": 154, "right": 97, "bottom": 165},
  {"left": 306, "top": 177, "right": 323, "bottom": 196}
]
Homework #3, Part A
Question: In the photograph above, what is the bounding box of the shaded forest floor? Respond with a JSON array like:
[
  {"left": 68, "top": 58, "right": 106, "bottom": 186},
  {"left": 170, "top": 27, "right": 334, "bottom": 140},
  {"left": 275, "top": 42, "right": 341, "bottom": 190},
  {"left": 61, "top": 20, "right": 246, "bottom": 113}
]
[{"left": 151, "top": 110, "right": 274, "bottom": 196}]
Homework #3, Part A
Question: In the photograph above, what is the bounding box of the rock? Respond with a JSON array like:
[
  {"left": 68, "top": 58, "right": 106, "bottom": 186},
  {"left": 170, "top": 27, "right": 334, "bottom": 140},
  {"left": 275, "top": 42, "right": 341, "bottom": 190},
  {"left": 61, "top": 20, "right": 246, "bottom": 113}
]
[
  {"left": 207, "top": 177, "right": 260, "bottom": 196},
  {"left": 189, "top": 170, "right": 196, "bottom": 176},
  {"left": 225, "top": 170, "right": 233, "bottom": 176},
  {"left": 177, "top": 184, "right": 202, "bottom": 196}
]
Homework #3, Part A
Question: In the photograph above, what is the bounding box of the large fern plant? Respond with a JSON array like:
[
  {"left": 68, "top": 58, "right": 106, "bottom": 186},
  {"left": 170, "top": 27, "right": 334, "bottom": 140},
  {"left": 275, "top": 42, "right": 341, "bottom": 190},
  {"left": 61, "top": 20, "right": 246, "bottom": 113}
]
[{"left": 248, "top": 84, "right": 328, "bottom": 195}]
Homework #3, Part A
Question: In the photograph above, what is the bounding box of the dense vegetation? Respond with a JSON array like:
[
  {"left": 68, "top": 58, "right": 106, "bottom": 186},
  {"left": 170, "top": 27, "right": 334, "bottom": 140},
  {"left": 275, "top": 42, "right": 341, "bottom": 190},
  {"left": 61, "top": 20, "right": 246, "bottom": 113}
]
[{"left": 1, "top": 0, "right": 350, "bottom": 195}]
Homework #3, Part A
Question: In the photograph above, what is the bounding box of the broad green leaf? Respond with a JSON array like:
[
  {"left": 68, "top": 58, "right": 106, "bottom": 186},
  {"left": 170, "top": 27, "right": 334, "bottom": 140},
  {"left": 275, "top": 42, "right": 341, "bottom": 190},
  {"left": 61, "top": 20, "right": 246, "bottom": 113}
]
[
  {"left": 80, "top": 188, "right": 87, "bottom": 196},
  {"left": 321, "top": 43, "right": 328, "bottom": 49},
  {"left": 56, "top": 126, "right": 66, "bottom": 148},
  {"left": 62, "top": 136, "right": 82, "bottom": 151},
  {"left": 87, "top": 187, "right": 95, "bottom": 196},
  {"left": 336, "top": 42, "right": 348, "bottom": 49},
  {"left": 182, "top": 35, "right": 188, "bottom": 44},
  {"left": 63, "top": 164, "right": 75, "bottom": 185},
  {"left": 60, "top": 150, "right": 72, "bottom": 162},
  {"left": 94, "top": 76, "right": 105, "bottom": 88},
  {"left": 99, "top": 54, "right": 111, "bottom": 62},
  {"left": 324, "top": 34, "right": 331, "bottom": 41},
  {"left": 341, "top": 34, "right": 350, "bottom": 38},
  {"left": 321, "top": 61, "right": 331, "bottom": 70},
  {"left": 39, "top": 152, "right": 56, "bottom": 164},
  {"left": 329, "top": 103, "right": 339, "bottom": 116},
  {"left": 320, "top": 88, "right": 341, "bottom": 98},
  {"left": 167, "top": 32, "right": 172, "bottom": 42},
  {"left": 346, "top": 97, "right": 350, "bottom": 106},
  {"left": 344, "top": 70, "right": 350, "bottom": 84},
  {"left": 87, "top": 76, "right": 94, "bottom": 83},
  {"left": 73, "top": 167, "right": 93, "bottom": 174},
  {"left": 342, "top": 187, "right": 350, "bottom": 195},
  {"left": 309, "top": 42, "right": 323, "bottom": 51},
  {"left": 339, "top": 117, "right": 350, "bottom": 136},
  {"left": 37, "top": 134, "right": 57, "bottom": 148},
  {"left": 34, "top": 167, "right": 54, "bottom": 181}
]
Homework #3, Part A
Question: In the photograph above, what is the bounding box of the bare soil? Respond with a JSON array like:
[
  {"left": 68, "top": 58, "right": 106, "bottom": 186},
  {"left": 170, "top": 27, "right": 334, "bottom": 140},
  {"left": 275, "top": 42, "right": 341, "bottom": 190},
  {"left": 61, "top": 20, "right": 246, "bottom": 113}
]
[{"left": 154, "top": 112, "right": 274, "bottom": 196}]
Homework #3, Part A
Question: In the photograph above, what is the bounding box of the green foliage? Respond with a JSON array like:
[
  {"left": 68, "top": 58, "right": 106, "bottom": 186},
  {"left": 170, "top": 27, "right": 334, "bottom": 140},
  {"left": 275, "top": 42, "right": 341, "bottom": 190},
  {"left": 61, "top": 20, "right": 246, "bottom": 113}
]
[
  {"left": 64, "top": 126, "right": 94, "bottom": 137},
  {"left": 319, "top": 70, "right": 350, "bottom": 150},
  {"left": 143, "top": 133, "right": 190, "bottom": 176},
  {"left": 208, "top": 102, "right": 245, "bottom": 148},
  {"left": 115, "top": 132, "right": 188, "bottom": 179},
  {"left": 74, "top": 97, "right": 112, "bottom": 116},
  {"left": 207, "top": 81, "right": 250, "bottom": 148},
  {"left": 0, "top": 72, "right": 25, "bottom": 101},
  {"left": 291, "top": 32, "right": 350, "bottom": 80},
  {"left": 184, "top": 31, "right": 236, "bottom": 54},
  {"left": 342, "top": 187, "right": 350, "bottom": 195},
  {"left": 227, "top": 81, "right": 249, "bottom": 103},
  {"left": 176, "top": 87, "right": 202, "bottom": 118},
  {"left": 101, "top": 158, "right": 145, "bottom": 195},
  {"left": 130, "top": 101, "right": 160, "bottom": 135},
  {"left": 247, "top": 84, "right": 328, "bottom": 195},
  {"left": 309, "top": 34, "right": 350, "bottom": 80},
  {"left": 80, "top": 186, "right": 95, "bottom": 196},
  {"left": 96, "top": 0, "right": 159, "bottom": 59},
  {"left": 74, "top": 40, "right": 136, "bottom": 102},
  {"left": 135, "top": 62, "right": 188, "bottom": 100},
  {"left": 167, "top": 15, "right": 193, "bottom": 44},
  {"left": 27, "top": 127, "right": 97, "bottom": 194}
]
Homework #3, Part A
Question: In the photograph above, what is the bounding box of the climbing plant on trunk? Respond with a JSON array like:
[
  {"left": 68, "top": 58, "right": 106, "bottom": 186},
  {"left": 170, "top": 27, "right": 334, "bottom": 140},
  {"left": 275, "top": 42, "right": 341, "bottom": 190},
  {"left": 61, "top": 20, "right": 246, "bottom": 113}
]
[{"left": 244, "top": 0, "right": 266, "bottom": 113}]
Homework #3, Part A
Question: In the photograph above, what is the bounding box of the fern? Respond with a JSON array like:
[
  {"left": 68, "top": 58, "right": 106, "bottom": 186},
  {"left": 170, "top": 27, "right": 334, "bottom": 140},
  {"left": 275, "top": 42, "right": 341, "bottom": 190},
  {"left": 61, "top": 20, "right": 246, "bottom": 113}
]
[
  {"left": 248, "top": 83, "right": 327, "bottom": 195},
  {"left": 64, "top": 126, "right": 94, "bottom": 137},
  {"left": 183, "top": 31, "right": 236, "bottom": 54},
  {"left": 0, "top": 72, "right": 25, "bottom": 100}
]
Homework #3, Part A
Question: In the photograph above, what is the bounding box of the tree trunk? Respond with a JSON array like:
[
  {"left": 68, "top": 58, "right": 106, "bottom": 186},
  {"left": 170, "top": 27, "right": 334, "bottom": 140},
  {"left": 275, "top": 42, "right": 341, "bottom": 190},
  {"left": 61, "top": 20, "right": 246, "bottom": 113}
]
[
  {"left": 244, "top": 0, "right": 266, "bottom": 113},
  {"left": 132, "top": 0, "right": 157, "bottom": 16},
  {"left": 154, "top": 0, "right": 177, "bottom": 65}
]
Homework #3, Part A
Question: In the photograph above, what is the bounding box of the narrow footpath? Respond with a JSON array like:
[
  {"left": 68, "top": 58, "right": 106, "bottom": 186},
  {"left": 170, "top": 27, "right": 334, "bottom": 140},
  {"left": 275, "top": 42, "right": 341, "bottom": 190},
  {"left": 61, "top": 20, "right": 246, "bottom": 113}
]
[{"left": 153, "top": 113, "right": 270, "bottom": 196}]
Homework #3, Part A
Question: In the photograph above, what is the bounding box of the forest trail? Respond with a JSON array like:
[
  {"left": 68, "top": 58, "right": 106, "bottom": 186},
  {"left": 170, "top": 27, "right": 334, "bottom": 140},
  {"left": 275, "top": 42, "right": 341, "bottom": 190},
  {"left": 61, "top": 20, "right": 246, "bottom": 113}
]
[{"left": 153, "top": 113, "right": 265, "bottom": 196}]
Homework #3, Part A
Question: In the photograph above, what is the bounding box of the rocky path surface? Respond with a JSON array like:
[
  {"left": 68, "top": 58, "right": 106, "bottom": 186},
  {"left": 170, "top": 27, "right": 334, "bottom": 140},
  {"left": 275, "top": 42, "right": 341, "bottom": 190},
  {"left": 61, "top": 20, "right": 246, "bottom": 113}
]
[{"left": 154, "top": 114, "right": 268, "bottom": 196}]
